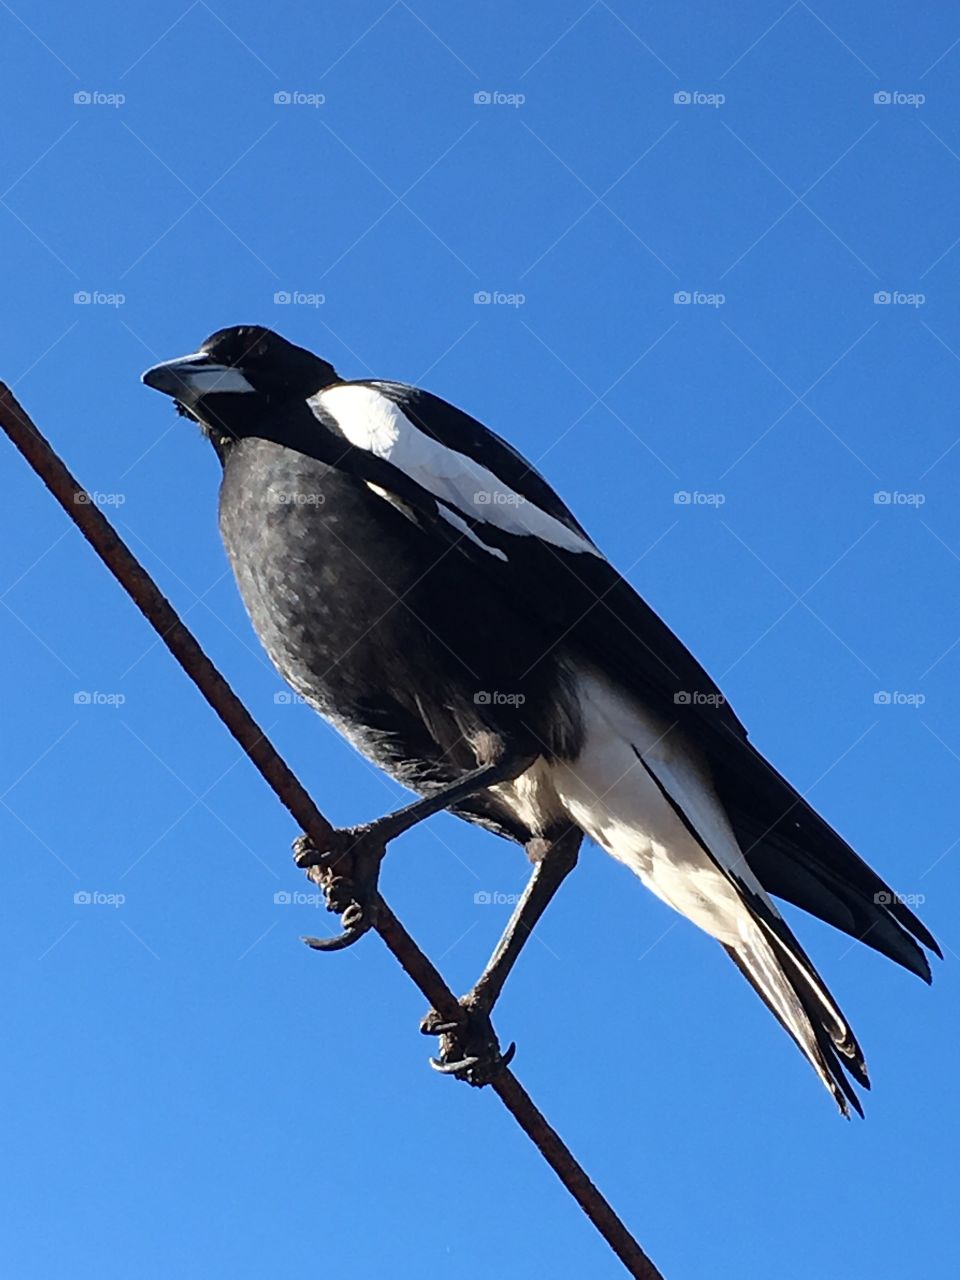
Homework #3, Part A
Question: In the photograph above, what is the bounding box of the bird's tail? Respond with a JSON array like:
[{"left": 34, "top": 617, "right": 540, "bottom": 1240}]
[
  {"left": 720, "top": 913, "right": 869, "bottom": 1117},
  {"left": 552, "top": 672, "right": 868, "bottom": 1114},
  {"left": 715, "top": 739, "right": 941, "bottom": 982},
  {"left": 635, "top": 742, "right": 870, "bottom": 1117}
]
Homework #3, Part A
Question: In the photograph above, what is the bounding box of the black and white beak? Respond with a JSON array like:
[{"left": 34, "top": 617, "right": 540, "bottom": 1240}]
[{"left": 141, "top": 352, "right": 254, "bottom": 404}]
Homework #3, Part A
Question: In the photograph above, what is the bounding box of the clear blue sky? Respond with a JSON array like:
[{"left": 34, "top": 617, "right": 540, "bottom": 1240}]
[{"left": 1, "top": 3, "right": 957, "bottom": 1276}]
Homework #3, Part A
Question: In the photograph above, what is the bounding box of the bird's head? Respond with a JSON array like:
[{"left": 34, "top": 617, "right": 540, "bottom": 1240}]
[{"left": 141, "top": 325, "right": 339, "bottom": 454}]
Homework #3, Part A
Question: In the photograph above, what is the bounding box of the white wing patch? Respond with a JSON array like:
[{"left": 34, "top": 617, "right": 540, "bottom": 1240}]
[
  {"left": 363, "top": 481, "right": 508, "bottom": 561},
  {"left": 311, "top": 383, "right": 600, "bottom": 558},
  {"left": 435, "top": 506, "right": 508, "bottom": 560}
]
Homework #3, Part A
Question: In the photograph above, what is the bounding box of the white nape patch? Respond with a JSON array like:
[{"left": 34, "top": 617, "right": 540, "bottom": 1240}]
[{"left": 312, "top": 383, "right": 600, "bottom": 557}]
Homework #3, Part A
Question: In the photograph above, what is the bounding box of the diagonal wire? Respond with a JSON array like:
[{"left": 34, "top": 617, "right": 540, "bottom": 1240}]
[{"left": 0, "top": 382, "right": 664, "bottom": 1280}]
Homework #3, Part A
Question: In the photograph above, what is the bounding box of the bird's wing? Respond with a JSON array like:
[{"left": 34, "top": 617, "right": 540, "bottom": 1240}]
[
  {"left": 306, "top": 379, "right": 938, "bottom": 977},
  {"left": 310, "top": 379, "right": 749, "bottom": 749}
]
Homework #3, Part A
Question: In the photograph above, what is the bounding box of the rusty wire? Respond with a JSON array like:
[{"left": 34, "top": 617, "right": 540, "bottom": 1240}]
[{"left": 1, "top": 382, "right": 665, "bottom": 1280}]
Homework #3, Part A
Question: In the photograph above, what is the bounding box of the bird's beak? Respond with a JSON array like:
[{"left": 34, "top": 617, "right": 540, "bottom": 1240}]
[{"left": 141, "top": 351, "right": 254, "bottom": 403}]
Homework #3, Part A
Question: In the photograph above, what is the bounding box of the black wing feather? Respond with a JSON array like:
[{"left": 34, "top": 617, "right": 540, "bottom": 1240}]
[{"left": 307, "top": 382, "right": 940, "bottom": 977}]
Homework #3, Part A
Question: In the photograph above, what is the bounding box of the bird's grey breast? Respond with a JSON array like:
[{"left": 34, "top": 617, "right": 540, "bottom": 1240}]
[
  {"left": 216, "top": 435, "right": 584, "bottom": 796},
  {"left": 217, "top": 436, "right": 417, "bottom": 716}
]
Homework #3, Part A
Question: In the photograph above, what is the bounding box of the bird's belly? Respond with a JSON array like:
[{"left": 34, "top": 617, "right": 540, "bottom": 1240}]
[
  {"left": 217, "top": 439, "right": 578, "bottom": 797},
  {"left": 489, "top": 757, "right": 569, "bottom": 836}
]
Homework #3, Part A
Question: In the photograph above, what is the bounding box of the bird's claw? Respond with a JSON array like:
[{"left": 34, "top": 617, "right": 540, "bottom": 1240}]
[
  {"left": 292, "top": 826, "right": 372, "bottom": 871},
  {"left": 292, "top": 825, "right": 385, "bottom": 952},
  {"left": 428, "top": 1042, "right": 517, "bottom": 1079},
  {"left": 420, "top": 1002, "right": 515, "bottom": 1086}
]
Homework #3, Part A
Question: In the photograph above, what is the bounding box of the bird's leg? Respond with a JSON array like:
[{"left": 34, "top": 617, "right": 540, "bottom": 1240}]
[
  {"left": 421, "top": 826, "right": 582, "bottom": 1085},
  {"left": 293, "top": 755, "right": 537, "bottom": 951}
]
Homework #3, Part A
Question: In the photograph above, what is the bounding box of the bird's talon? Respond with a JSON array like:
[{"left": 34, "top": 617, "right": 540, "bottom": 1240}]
[
  {"left": 292, "top": 827, "right": 359, "bottom": 871},
  {"left": 341, "top": 902, "right": 365, "bottom": 929},
  {"left": 429, "top": 1054, "right": 480, "bottom": 1074},
  {"left": 292, "top": 833, "right": 341, "bottom": 871},
  {"left": 292, "top": 827, "right": 383, "bottom": 951},
  {"left": 422, "top": 1002, "right": 513, "bottom": 1085},
  {"left": 301, "top": 919, "right": 371, "bottom": 952},
  {"left": 420, "top": 1018, "right": 461, "bottom": 1036},
  {"left": 292, "top": 834, "right": 320, "bottom": 869},
  {"left": 419, "top": 1006, "right": 466, "bottom": 1036}
]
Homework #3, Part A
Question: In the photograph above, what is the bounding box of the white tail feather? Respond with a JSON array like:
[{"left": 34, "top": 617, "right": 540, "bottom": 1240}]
[{"left": 549, "top": 670, "right": 865, "bottom": 1113}]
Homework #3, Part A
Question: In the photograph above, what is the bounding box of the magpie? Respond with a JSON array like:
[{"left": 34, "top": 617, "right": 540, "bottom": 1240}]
[{"left": 143, "top": 325, "right": 939, "bottom": 1114}]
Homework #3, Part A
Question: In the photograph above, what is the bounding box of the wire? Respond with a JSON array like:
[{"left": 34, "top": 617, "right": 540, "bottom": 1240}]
[{"left": 1, "top": 382, "right": 664, "bottom": 1280}]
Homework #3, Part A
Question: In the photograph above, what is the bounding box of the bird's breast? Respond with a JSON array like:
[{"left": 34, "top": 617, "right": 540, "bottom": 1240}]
[{"left": 216, "top": 438, "right": 581, "bottom": 800}]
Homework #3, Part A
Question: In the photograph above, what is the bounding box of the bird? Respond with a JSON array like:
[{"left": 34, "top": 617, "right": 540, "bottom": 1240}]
[{"left": 142, "top": 324, "right": 939, "bottom": 1114}]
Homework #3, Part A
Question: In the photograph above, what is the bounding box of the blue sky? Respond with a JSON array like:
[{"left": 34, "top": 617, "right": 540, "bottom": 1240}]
[{"left": 1, "top": 2, "right": 958, "bottom": 1276}]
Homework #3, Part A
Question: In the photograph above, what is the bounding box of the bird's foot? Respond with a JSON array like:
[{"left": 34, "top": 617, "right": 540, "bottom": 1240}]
[
  {"left": 420, "top": 998, "right": 516, "bottom": 1086},
  {"left": 293, "top": 824, "right": 386, "bottom": 951}
]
